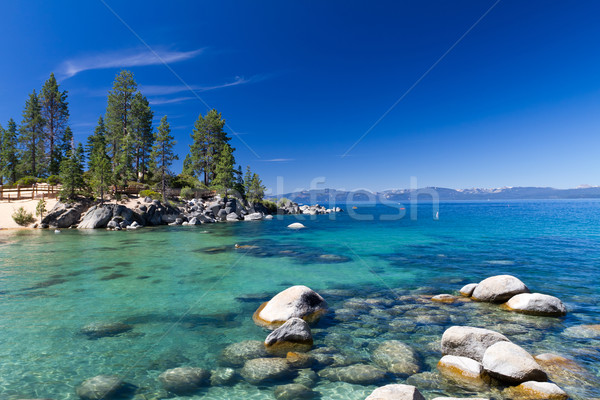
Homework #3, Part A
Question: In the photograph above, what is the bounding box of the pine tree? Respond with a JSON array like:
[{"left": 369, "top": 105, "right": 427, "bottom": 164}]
[
  {"left": 40, "top": 73, "right": 69, "bottom": 175},
  {"left": 213, "top": 143, "right": 235, "bottom": 197},
  {"left": 0, "top": 123, "right": 4, "bottom": 185},
  {"left": 244, "top": 166, "right": 266, "bottom": 204},
  {"left": 151, "top": 116, "right": 177, "bottom": 200},
  {"left": 130, "top": 92, "right": 154, "bottom": 182},
  {"left": 1, "top": 119, "right": 19, "bottom": 183},
  {"left": 188, "top": 109, "right": 228, "bottom": 186},
  {"left": 88, "top": 124, "right": 111, "bottom": 204},
  {"left": 243, "top": 166, "right": 253, "bottom": 198},
  {"left": 86, "top": 117, "right": 107, "bottom": 165},
  {"left": 105, "top": 70, "right": 137, "bottom": 184},
  {"left": 19, "top": 90, "right": 46, "bottom": 177},
  {"left": 59, "top": 142, "right": 85, "bottom": 200},
  {"left": 59, "top": 126, "right": 74, "bottom": 160},
  {"left": 233, "top": 165, "right": 245, "bottom": 198}
]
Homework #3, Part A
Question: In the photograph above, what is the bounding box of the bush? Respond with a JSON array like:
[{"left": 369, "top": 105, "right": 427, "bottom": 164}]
[
  {"left": 180, "top": 187, "right": 195, "bottom": 200},
  {"left": 36, "top": 199, "right": 47, "bottom": 218},
  {"left": 16, "top": 176, "right": 38, "bottom": 186},
  {"left": 171, "top": 174, "right": 205, "bottom": 189},
  {"left": 46, "top": 175, "right": 61, "bottom": 185},
  {"left": 261, "top": 200, "right": 278, "bottom": 214},
  {"left": 277, "top": 197, "right": 291, "bottom": 207},
  {"left": 12, "top": 207, "right": 35, "bottom": 226},
  {"left": 139, "top": 189, "right": 161, "bottom": 200}
]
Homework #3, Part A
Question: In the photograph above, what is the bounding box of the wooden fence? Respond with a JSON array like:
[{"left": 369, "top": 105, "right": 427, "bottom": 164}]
[{"left": 0, "top": 183, "right": 60, "bottom": 201}]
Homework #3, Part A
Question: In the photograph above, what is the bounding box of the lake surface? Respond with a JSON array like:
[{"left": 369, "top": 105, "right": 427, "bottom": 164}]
[{"left": 1, "top": 200, "right": 599, "bottom": 399}]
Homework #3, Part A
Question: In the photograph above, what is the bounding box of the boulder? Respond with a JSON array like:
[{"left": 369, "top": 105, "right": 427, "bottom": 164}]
[
  {"left": 437, "top": 355, "right": 489, "bottom": 390},
  {"left": 562, "top": 324, "right": 600, "bottom": 339},
  {"left": 286, "top": 352, "right": 314, "bottom": 369},
  {"left": 188, "top": 217, "right": 201, "bottom": 225},
  {"left": 265, "top": 317, "right": 313, "bottom": 356},
  {"left": 240, "top": 358, "right": 294, "bottom": 385},
  {"left": 287, "top": 222, "right": 305, "bottom": 229},
  {"left": 265, "top": 215, "right": 274, "bottom": 220},
  {"left": 482, "top": 341, "right": 547, "bottom": 384},
  {"left": 253, "top": 285, "right": 328, "bottom": 329},
  {"left": 158, "top": 367, "right": 209, "bottom": 395},
  {"left": 77, "top": 205, "right": 113, "bottom": 229},
  {"left": 503, "top": 381, "right": 568, "bottom": 400},
  {"left": 432, "top": 294, "right": 457, "bottom": 303},
  {"left": 432, "top": 398, "right": 489, "bottom": 400},
  {"left": 42, "top": 200, "right": 90, "bottom": 228},
  {"left": 441, "top": 326, "right": 510, "bottom": 362},
  {"left": 365, "top": 384, "right": 426, "bottom": 400},
  {"left": 371, "top": 340, "right": 420, "bottom": 375},
  {"left": 318, "top": 363, "right": 387, "bottom": 385},
  {"left": 75, "top": 375, "right": 129, "bottom": 400},
  {"left": 274, "top": 383, "right": 317, "bottom": 400},
  {"left": 226, "top": 212, "right": 240, "bottom": 221},
  {"left": 505, "top": 293, "right": 567, "bottom": 317},
  {"left": 244, "top": 212, "right": 264, "bottom": 221},
  {"left": 459, "top": 283, "right": 478, "bottom": 297},
  {"left": 210, "top": 367, "right": 237, "bottom": 386},
  {"left": 472, "top": 275, "right": 529, "bottom": 303},
  {"left": 80, "top": 322, "right": 133, "bottom": 339},
  {"left": 219, "top": 340, "right": 268, "bottom": 367}
]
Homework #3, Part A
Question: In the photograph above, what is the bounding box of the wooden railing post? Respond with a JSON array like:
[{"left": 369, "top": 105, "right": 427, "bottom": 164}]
[
  {"left": 17, "top": 185, "right": 20, "bottom": 200},
  {"left": 0, "top": 186, "right": 3, "bottom": 200}
]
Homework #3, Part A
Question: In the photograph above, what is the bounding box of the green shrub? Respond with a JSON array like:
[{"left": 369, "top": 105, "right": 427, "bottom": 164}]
[
  {"left": 12, "top": 207, "right": 35, "bottom": 226},
  {"left": 261, "top": 200, "right": 278, "bottom": 213},
  {"left": 180, "top": 187, "right": 195, "bottom": 200},
  {"left": 36, "top": 199, "right": 47, "bottom": 218},
  {"left": 171, "top": 174, "right": 204, "bottom": 189},
  {"left": 16, "top": 176, "right": 38, "bottom": 186},
  {"left": 46, "top": 175, "right": 61, "bottom": 185},
  {"left": 139, "top": 189, "right": 161, "bottom": 200},
  {"left": 277, "top": 197, "right": 291, "bottom": 207}
]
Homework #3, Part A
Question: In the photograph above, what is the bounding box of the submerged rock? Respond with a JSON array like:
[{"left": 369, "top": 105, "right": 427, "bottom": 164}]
[
  {"left": 158, "top": 367, "right": 210, "bottom": 395},
  {"left": 482, "top": 341, "right": 547, "bottom": 384},
  {"left": 80, "top": 322, "right": 133, "bottom": 339},
  {"left": 505, "top": 293, "right": 567, "bottom": 316},
  {"left": 318, "top": 363, "right": 387, "bottom": 385},
  {"left": 287, "top": 222, "right": 305, "bottom": 229},
  {"left": 437, "top": 355, "right": 489, "bottom": 390},
  {"left": 503, "top": 381, "right": 568, "bottom": 400},
  {"left": 265, "top": 317, "right": 313, "bottom": 356},
  {"left": 562, "top": 324, "right": 600, "bottom": 338},
  {"left": 241, "top": 358, "right": 294, "bottom": 385},
  {"left": 274, "top": 383, "right": 317, "bottom": 400},
  {"left": 365, "top": 384, "right": 426, "bottom": 400},
  {"left": 441, "top": 326, "right": 509, "bottom": 363},
  {"left": 75, "top": 375, "right": 130, "bottom": 400},
  {"left": 219, "top": 340, "right": 268, "bottom": 367},
  {"left": 210, "top": 367, "right": 237, "bottom": 386},
  {"left": 371, "top": 340, "right": 420, "bottom": 375},
  {"left": 286, "top": 352, "right": 314, "bottom": 369},
  {"left": 431, "top": 294, "right": 457, "bottom": 303},
  {"left": 253, "top": 285, "right": 328, "bottom": 329},
  {"left": 472, "top": 275, "right": 529, "bottom": 303}
]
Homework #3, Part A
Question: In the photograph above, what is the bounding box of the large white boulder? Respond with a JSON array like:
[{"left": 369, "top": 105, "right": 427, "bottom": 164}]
[
  {"left": 253, "top": 285, "right": 327, "bottom": 329},
  {"left": 482, "top": 342, "right": 547, "bottom": 384},
  {"left": 459, "top": 283, "right": 478, "bottom": 297},
  {"left": 437, "top": 355, "right": 488, "bottom": 389},
  {"left": 287, "top": 222, "right": 305, "bottom": 229},
  {"left": 365, "top": 384, "right": 426, "bottom": 400},
  {"left": 505, "top": 293, "right": 567, "bottom": 316},
  {"left": 472, "top": 275, "right": 529, "bottom": 302},
  {"left": 441, "top": 326, "right": 509, "bottom": 362},
  {"left": 503, "top": 381, "right": 568, "bottom": 400}
]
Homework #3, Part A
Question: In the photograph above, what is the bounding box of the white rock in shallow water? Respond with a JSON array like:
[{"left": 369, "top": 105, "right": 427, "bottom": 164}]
[
  {"left": 158, "top": 367, "right": 210, "bottom": 394},
  {"left": 459, "top": 283, "right": 478, "bottom": 297},
  {"left": 437, "top": 355, "right": 488, "bottom": 389},
  {"left": 265, "top": 317, "right": 313, "bottom": 355},
  {"left": 482, "top": 341, "right": 547, "bottom": 384},
  {"left": 287, "top": 222, "right": 305, "bottom": 229},
  {"left": 562, "top": 324, "right": 600, "bottom": 338},
  {"left": 264, "top": 215, "right": 274, "bottom": 220},
  {"left": 371, "top": 340, "right": 420, "bottom": 375},
  {"left": 503, "top": 381, "right": 568, "bottom": 400},
  {"left": 441, "top": 326, "right": 510, "bottom": 363},
  {"left": 472, "top": 275, "right": 529, "bottom": 302},
  {"left": 365, "top": 384, "right": 426, "bottom": 400},
  {"left": 505, "top": 293, "right": 567, "bottom": 316},
  {"left": 432, "top": 398, "right": 489, "bottom": 400},
  {"left": 253, "top": 285, "right": 327, "bottom": 329}
]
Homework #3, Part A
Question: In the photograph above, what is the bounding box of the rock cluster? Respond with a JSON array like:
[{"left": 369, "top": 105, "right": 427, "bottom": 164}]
[{"left": 459, "top": 274, "right": 567, "bottom": 317}]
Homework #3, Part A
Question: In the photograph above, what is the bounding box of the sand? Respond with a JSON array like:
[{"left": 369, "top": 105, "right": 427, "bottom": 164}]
[{"left": 0, "top": 198, "right": 59, "bottom": 229}]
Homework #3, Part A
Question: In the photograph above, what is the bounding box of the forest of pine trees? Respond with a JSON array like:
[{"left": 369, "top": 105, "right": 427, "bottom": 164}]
[{"left": 0, "top": 70, "right": 266, "bottom": 204}]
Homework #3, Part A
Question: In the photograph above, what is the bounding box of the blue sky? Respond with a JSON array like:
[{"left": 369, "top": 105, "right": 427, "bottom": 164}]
[{"left": 1, "top": 1, "right": 599, "bottom": 192}]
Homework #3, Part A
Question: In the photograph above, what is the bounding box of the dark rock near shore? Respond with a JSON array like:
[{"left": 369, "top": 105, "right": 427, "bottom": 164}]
[
  {"left": 42, "top": 199, "right": 91, "bottom": 228},
  {"left": 75, "top": 375, "right": 133, "bottom": 400},
  {"left": 158, "top": 367, "right": 210, "bottom": 395},
  {"left": 80, "top": 322, "right": 133, "bottom": 339}
]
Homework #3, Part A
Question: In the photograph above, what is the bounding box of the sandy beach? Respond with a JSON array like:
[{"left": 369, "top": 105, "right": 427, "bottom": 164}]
[{"left": 0, "top": 198, "right": 58, "bottom": 229}]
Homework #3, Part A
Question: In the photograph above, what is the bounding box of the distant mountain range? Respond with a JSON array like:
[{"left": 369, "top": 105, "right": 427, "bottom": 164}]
[{"left": 268, "top": 186, "right": 600, "bottom": 204}]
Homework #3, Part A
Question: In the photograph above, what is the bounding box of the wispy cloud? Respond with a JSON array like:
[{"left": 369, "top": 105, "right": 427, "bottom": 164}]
[
  {"left": 58, "top": 48, "right": 204, "bottom": 79},
  {"left": 141, "top": 75, "right": 265, "bottom": 96},
  {"left": 260, "top": 158, "right": 295, "bottom": 162},
  {"left": 148, "top": 96, "right": 195, "bottom": 105}
]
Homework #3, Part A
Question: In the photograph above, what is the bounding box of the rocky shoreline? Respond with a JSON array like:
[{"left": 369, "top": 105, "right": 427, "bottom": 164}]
[
  {"left": 38, "top": 195, "right": 343, "bottom": 230},
  {"left": 60, "top": 275, "right": 591, "bottom": 400}
]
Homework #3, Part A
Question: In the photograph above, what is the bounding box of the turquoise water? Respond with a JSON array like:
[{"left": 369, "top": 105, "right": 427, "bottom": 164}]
[{"left": 1, "top": 200, "right": 599, "bottom": 399}]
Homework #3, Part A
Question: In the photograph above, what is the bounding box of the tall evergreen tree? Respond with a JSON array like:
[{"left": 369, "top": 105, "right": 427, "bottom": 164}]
[
  {"left": 213, "top": 143, "right": 235, "bottom": 197},
  {"left": 59, "top": 126, "right": 74, "bottom": 160},
  {"left": 59, "top": 142, "right": 84, "bottom": 200},
  {"left": 19, "top": 90, "right": 46, "bottom": 177},
  {"left": 1, "top": 119, "right": 19, "bottom": 184},
  {"left": 40, "top": 73, "right": 69, "bottom": 175},
  {"left": 244, "top": 166, "right": 266, "bottom": 204},
  {"left": 130, "top": 92, "right": 153, "bottom": 182},
  {"left": 188, "top": 109, "right": 228, "bottom": 186},
  {"left": 0, "top": 123, "right": 4, "bottom": 185},
  {"left": 105, "top": 70, "right": 137, "bottom": 184},
  {"left": 88, "top": 117, "right": 111, "bottom": 203},
  {"left": 151, "top": 116, "right": 177, "bottom": 200},
  {"left": 233, "top": 165, "right": 245, "bottom": 198}
]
